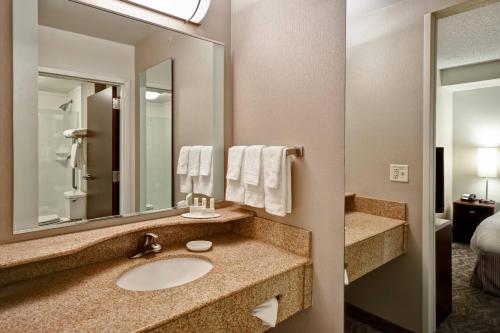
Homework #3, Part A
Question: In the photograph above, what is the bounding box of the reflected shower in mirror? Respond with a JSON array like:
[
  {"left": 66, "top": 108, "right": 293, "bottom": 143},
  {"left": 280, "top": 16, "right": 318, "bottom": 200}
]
[
  {"left": 140, "top": 59, "right": 173, "bottom": 213},
  {"left": 12, "top": 0, "right": 224, "bottom": 232}
]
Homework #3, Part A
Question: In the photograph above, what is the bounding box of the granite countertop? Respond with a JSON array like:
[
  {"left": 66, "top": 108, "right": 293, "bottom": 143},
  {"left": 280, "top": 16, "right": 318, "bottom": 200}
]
[
  {"left": 0, "top": 233, "right": 309, "bottom": 333},
  {"left": 345, "top": 211, "right": 406, "bottom": 247},
  {"left": 0, "top": 207, "right": 254, "bottom": 269}
]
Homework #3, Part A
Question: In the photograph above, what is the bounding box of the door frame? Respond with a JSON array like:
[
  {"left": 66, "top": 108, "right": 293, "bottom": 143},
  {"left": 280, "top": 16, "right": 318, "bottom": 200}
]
[
  {"left": 37, "top": 67, "right": 135, "bottom": 219},
  {"left": 422, "top": 1, "right": 500, "bottom": 332}
]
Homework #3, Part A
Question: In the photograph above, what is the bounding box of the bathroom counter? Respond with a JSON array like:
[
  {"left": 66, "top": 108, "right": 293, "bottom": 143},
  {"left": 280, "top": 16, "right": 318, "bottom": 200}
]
[
  {"left": 0, "top": 207, "right": 254, "bottom": 269},
  {"left": 345, "top": 212, "right": 406, "bottom": 247},
  {"left": 344, "top": 195, "right": 407, "bottom": 283},
  {"left": 0, "top": 232, "right": 312, "bottom": 332}
]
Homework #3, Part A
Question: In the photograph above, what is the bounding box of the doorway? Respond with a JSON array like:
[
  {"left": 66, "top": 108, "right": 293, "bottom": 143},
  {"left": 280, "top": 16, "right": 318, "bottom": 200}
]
[
  {"left": 37, "top": 73, "right": 121, "bottom": 225},
  {"left": 423, "top": 1, "right": 500, "bottom": 331}
]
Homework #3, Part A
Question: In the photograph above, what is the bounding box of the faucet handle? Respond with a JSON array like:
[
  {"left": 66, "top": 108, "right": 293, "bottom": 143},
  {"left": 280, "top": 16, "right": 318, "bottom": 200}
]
[
  {"left": 145, "top": 232, "right": 159, "bottom": 239},
  {"left": 129, "top": 232, "right": 162, "bottom": 259},
  {"left": 144, "top": 233, "right": 159, "bottom": 246}
]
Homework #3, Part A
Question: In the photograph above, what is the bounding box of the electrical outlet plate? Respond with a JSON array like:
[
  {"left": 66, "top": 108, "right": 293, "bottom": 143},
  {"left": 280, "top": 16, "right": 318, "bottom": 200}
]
[{"left": 390, "top": 164, "right": 409, "bottom": 183}]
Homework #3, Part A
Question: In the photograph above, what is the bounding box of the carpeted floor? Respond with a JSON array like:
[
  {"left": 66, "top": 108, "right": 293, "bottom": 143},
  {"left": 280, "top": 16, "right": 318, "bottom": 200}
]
[
  {"left": 345, "top": 243, "right": 500, "bottom": 333},
  {"left": 437, "top": 243, "right": 500, "bottom": 333}
]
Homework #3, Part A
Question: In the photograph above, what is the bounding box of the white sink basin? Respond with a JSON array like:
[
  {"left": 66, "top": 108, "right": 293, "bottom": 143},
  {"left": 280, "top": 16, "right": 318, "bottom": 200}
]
[{"left": 116, "top": 257, "right": 213, "bottom": 291}]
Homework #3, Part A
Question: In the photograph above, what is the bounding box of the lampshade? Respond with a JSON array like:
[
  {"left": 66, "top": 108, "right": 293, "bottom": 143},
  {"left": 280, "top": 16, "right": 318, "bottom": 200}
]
[{"left": 477, "top": 148, "right": 498, "bottom": 178}]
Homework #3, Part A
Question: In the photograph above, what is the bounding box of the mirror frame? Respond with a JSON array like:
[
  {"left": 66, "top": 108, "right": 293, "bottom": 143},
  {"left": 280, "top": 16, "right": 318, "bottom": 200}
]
[{"left": 0, "top": 0, "right": 226, "bottom": 244}]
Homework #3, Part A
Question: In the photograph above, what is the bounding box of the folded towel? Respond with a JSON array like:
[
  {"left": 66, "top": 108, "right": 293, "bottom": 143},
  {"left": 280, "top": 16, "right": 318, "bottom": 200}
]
[
  {"left": 226, "top": 179, "right": 245, "bottom": 203},
  {"left": 244, "top": 146, "right": 265, "bottom": 208},
  {"left": 194, "top": 173, "right": 213, "bottom": 197},
  {"left": 243, "top": 145, "right": 265, "bottom": 186},
  {"left": 263, "top": 147, "right": 291, "bottom": 216},
  {"left": 70, "top": 142, "right": 85, "bottom": 170},
  {"left": 226, "top": 146, "right": 247, "bottom": 203},
  {"left": 226, "top": 146, "right": 246, "bottom": 180},
  {"left": 180, "top": 174, "right": 193, "bottom": 194},
  {"left": 63, "top": 128, "right": 87, "bottom": 138},
  {"left": 252, "top": 297, "right": 279, "bottom": 328},
  {"left": 177, "top": 146, "right": 191, "bottom": 175},
  {"left": 263, "top": 146, "right": 285, "bottom": 189},
  {"left": 194, "top": 147, "right": 213, "bottom": 196},
  {"left": 188, "top": 146, "right": 202, "bottom": 176},
  {"left": 199, "top": 146, "right": 213, "bottom": 176}
]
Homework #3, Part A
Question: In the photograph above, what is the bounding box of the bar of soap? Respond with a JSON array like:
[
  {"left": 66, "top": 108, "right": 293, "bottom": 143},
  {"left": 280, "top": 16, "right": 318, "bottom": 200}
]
[{"left": 186, "top": 240, "right": 213, "bottom": 252}]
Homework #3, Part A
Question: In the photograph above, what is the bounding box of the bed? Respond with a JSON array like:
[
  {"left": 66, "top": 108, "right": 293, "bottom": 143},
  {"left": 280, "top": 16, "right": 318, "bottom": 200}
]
[{"left": 470, "top": 211, "right": 500, "bottom": 296}]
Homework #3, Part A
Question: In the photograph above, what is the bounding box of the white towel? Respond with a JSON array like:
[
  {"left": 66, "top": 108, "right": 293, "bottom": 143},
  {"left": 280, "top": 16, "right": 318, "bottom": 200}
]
[
  {"left": 70, "top": 142, "right": 85, "bottom": 170},
  {"left": 179, "top": 175, "right": 192, "bottom": 194},
  {"left": 199, "top": 146, "right": 213, "bottom": 176},
  {"left": 263, "top": 147, "right": 291, "bottom": 216},
  {"left": 63, "top": 128, "right": 87, "bottom": 138},
  {"left": 243, "top": 145, "right": 265, "bottom": 186},
  {"left": 188, "top": 146, "right": 202, "bottom": 176},
  {"left": 194, "top": 146, "right": 213, "bottom": 196},
  {"left": 177, "top": 146, "right": 192, "bottom": 194},
  {"left": 226, "top": 146, "right": 246, "bottom": 180},
  {"left": 243, "top": 145, "right": 265, "bottom": 208},
  {"left": 252, "top": 297, "right": 279, "bottom": 328},
  {"left": 263, "top": 146, "right": 284, "bottom": 189},
  {"left": 177, "top": 146, "right": 191, "bottom": 175},
  {"left": 225, "top": 146, "right": 247, "bottom": 203},
  {"left": 194, "top": 170, "right": 213, "bottom": 197}
]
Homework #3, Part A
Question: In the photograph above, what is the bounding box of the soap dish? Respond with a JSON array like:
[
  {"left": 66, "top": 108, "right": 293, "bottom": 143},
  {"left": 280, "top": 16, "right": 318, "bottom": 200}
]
[
  {"left": 181, "top": 212, "right": 220, "bottom": 219},
  {"left": 186, "top": 240, "right": 213, "bottom": 252}
]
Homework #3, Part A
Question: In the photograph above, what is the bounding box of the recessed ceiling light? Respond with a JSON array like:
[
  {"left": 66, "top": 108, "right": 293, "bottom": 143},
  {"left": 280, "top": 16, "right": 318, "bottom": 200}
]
[{"left": 145, "top": 91, "right": 160, "bottom": 100}]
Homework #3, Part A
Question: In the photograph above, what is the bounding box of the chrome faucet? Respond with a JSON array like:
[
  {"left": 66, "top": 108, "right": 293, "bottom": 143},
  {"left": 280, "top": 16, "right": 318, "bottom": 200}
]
[{"left": 130, "top": 232, "right": 162, "bottom": 259}]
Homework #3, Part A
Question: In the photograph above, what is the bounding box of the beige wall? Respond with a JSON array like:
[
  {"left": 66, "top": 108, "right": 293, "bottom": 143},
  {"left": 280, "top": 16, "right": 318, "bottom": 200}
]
[
  {"left": 453, "top": 86, "right": 500, "bottom": 202},
  {"left": 345, "top": 0, "right": 466, "bottom": 331},
  {"left": 0, "top": 0, "right": 231, "bottom": 243},
  {"left": 231, "top": 0, "right": 346, "bottom": 332}
]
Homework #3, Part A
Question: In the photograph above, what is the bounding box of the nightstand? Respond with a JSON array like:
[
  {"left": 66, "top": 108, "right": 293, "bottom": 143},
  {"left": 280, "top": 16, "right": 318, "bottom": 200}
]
[{"left": 452, "top": 200, "right": 496, "bottom": 244}]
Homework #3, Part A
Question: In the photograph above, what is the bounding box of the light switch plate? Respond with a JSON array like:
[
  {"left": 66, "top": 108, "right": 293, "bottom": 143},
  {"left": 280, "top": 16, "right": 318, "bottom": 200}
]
[{"left": 390, "top": 164, "right": 409, "bottom": 182}]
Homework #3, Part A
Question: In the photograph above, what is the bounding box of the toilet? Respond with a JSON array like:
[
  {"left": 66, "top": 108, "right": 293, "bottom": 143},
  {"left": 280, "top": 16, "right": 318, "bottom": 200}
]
[{"left": 64, "top": 190, "right": 87, "bottom": 220}]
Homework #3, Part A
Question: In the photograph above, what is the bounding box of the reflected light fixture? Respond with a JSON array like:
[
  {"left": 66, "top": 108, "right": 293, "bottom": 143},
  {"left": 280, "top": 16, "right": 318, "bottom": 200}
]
[
  {"left": 145, "top": 91, "right": 160, "bottom": 100},
  {"left": 122, "top": 0, "right": 211, "bottom": 24}
]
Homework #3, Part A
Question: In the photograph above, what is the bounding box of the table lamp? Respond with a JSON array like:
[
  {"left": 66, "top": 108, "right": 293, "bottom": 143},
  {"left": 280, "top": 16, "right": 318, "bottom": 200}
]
[{"left": 478, "top": 147, "right": 497, "bottom": 204}]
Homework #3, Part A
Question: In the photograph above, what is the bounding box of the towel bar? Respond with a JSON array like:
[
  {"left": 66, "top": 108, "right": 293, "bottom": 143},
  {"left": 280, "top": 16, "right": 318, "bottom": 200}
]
[{"left": 286, "top": 146, "right": 304, "bottom": 157}]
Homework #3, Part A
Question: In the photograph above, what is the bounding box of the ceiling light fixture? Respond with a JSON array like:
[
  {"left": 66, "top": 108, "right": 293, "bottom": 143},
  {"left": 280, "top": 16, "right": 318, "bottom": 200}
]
[
  {"left": 145, "top": 91, "right": 160, "bottom": 100},
  {"left": 122, "top": 0, "right": 211, "bottom": 24}
]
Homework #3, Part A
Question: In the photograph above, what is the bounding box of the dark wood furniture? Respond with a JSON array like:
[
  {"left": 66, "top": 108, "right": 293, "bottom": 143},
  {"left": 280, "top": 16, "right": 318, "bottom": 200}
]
[
  {"left": 452, "top": 200, "right": 496, "bottom": 244},
  {"left": 436, "top": 220, "right": 452, "bottom": 326}
]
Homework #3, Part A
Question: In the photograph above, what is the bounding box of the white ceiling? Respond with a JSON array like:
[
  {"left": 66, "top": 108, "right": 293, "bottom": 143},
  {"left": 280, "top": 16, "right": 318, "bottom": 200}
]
[
  {"left": 38, "top": 0, "right": 161, "bottom": 45},
  {"left": 437, "top": 2, "right": 500, "bottom": 69},
  {"left": 444, "top": 78, "right": 500, "bottom": 92},
  {"left": 38, "top": 75, "right": 82, "bottom": 94}
]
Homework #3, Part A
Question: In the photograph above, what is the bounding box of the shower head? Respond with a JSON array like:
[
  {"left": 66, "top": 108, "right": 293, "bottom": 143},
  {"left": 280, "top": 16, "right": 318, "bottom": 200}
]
[{"left": 59, "top": 100, "right": 73, "bottom": 112}]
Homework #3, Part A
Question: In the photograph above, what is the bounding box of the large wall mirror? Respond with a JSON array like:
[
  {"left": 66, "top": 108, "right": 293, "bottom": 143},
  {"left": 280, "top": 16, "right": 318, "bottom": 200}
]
[{"left": 12, "top": 0, "right": 224, "bottom": 233}]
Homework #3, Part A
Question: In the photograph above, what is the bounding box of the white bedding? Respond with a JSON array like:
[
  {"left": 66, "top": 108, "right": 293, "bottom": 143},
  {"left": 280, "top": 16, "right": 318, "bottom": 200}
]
[{"left": 471, "top": 211, "right": 500, "bottom": 254}]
